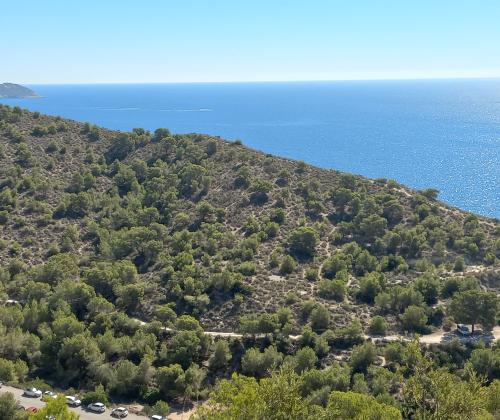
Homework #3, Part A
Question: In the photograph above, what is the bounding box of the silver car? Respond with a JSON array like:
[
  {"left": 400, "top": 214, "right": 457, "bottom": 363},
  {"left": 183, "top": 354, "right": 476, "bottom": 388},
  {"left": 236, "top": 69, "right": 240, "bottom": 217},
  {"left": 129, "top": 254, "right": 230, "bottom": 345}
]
[
  {"left": 23, "top": 388, "right": 42, "bottom": 398},
  {"left": 87, "top": 402, "right": 106, "bottom": 413},
  {"left": 111, "top": 407, "right": 129, "bottom": 418},
  {"left": 66, "top": 395, "right": 82, "bottom": 407}
]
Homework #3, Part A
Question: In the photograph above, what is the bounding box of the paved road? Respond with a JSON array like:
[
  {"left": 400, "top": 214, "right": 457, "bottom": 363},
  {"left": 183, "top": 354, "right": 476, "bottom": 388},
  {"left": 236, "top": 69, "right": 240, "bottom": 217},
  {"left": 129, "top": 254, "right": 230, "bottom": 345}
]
[{"left": 0, "top": 385, "right": 146, "bottom": 420}]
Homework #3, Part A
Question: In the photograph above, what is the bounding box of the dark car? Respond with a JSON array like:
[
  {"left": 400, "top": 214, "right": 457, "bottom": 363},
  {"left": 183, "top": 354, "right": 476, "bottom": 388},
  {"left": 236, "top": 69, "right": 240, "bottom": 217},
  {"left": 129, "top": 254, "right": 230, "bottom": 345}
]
[{"left": 457, "top": 324, "right": 471, "bottom": 336}]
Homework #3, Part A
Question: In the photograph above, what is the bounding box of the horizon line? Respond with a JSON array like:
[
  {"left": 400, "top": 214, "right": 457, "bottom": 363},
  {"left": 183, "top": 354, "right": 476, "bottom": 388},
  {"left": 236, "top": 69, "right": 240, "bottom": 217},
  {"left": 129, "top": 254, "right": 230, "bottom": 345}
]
[{"left": 15, "top": 75, "right": 500, "bottom": 86}]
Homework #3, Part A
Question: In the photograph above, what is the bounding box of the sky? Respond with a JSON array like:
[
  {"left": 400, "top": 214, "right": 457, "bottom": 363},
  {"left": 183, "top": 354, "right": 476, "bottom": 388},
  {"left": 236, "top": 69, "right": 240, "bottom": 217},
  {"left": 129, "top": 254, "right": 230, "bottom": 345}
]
[{"left": 2, "top": 0, "right": 500, "bottom": 84}]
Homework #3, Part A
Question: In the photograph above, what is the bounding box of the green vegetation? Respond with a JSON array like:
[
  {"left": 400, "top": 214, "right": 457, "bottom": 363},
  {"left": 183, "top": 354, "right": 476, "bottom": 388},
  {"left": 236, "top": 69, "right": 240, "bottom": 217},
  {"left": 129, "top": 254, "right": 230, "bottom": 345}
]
[
  {"left": 0, "top": 392, "right": 26, "bottom": 420},
  {"left": 29, "top": 395, "right": 78, "bottom": 419},
  {"left": 0, "top": 106, "right": 498, "bottom": 418}
]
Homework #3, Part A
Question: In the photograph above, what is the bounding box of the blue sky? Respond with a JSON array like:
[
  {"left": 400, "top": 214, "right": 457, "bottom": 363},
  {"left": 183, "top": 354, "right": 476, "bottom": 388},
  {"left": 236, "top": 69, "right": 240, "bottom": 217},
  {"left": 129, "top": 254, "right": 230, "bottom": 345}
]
[{"left": 2, "top": 0, "right": 500, "bottom": 83}]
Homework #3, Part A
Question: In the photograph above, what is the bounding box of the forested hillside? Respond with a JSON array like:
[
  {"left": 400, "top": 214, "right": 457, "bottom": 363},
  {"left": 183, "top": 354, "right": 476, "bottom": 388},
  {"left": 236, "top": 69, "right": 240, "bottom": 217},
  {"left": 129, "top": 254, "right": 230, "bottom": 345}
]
[{"left": 0, "top": 104, "right": 499, "bottom": 419}]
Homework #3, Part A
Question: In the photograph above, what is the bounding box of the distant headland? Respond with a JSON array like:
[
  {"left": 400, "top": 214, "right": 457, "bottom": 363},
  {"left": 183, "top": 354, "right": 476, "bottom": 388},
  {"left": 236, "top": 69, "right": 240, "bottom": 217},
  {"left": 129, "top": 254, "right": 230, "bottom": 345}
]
[{"left": 0, "top": 82, "right": 38, "bottom": 98}]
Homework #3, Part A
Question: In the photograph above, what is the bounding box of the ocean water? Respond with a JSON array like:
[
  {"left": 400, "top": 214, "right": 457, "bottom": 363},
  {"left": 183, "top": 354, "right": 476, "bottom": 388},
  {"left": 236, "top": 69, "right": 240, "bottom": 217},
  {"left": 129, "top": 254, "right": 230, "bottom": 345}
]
[{"left": 1, "top": 80, "right": 499, "bottom": 218}]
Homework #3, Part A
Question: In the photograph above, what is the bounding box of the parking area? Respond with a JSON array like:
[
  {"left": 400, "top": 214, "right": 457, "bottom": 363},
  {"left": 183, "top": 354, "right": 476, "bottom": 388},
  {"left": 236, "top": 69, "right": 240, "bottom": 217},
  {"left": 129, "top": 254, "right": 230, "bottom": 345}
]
[{"left": 0, "top": 385, "right": 147, "bottom": 420}]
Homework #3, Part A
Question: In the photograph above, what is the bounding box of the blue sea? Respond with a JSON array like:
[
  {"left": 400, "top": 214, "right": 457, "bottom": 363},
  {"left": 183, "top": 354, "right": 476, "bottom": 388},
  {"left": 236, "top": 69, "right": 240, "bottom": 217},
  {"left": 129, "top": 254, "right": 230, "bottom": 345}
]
[{"left": 1, "top": 80, "right": 499, "bottom": 218}]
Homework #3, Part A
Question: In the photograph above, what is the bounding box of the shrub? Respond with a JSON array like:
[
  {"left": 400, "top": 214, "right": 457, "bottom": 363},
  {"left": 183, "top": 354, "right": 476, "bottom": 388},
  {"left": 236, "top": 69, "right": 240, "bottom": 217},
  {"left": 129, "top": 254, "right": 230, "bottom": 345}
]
[
  {"left": 369, "top": 316, "right": 388, "bottom": 336},
  {"left": 293, "top": 347, "right": 318, "bottom": 373},
  {"left": 400, "top": 305, "right": 428, "bottom": 333},
  {"left": 82, "top": 384, "right": 109, "bottom": 405},
  {"left": 279, "top": 255, "right": 296, "bottom": 275},
  {"left": 357, "top": 272, "right": 385, "bottom": 303},
  {"left": 349, "top": 342, "right": 377, "bottom": 373},
  {"left": 318, "top": 279, "right": 346, "bottom": 301},
  {"left": 238, "top": 261, "right": 257, "bottom": 276},
  {"left": 309, "top": 305, "right": 330, "bottom": 332},
  {"left": 152, "top": 400, "right": 170, "bottom": 417},
  {"left": 288, "top": 227, "right": 318, "bottom": 258},
  {"left": 241, "top": 346, "right": 283, "bottom": 378}
]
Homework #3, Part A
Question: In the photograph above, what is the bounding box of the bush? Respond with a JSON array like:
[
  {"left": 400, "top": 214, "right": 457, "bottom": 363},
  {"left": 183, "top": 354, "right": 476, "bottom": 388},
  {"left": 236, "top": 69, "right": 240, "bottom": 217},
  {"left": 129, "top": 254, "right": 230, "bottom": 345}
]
[
  {"left": 152, "top": 400, "right": 170, "bottom": 417},
  {"left": 400, "top": 305, "right": 428, "bottom": 333},
  {"left": 209, "top": 340, "right": 232, "bottom": 370},
  {"left": 349, "top": 342, "right": 377, "bottom": 373},
  {"left": 293, "top": 347, "right": 318, "bottom": 373},
  {"left": 82, "top": 384, "right": 109, "bottom": 405},
  {"left": 414, "top": 273, "right": 440, "bottom": 304},
  {"left": 238, "top": 261, "right": 257, "bottom": 276},
  {"left": 322, "top": 254, "right": 349, "bottom": 279},
  {"left": 0, "top": 358, "right": 28, "bottom": 382},
  {"left": 454, "top": 256, "right": 465, "bottom": 272},
  {"left": 357, "top": 272, "right": 384, "bottom": 303},
  {"left": 318, "top": 279, "right": 346, "bottom": 301},
  {"left": 309, "top": 305, "right": 331, "bottom": 332},
  {"left": 32, "top": 125, "right": 48, "bottom": 137},
  {"left": 442, "top": 316, "right": 454, "bottom": 331},
  {"left": 304, "top": 267, "right": 318, "bottom": 281},
  {"left": 288, "top": 227, "right": 318, "bottom": 258},
  {"left": 241, "top": 346, "right": 283, "bottom": 378},
  {"left": 369, "top": 316, "right": 388, "bottom": 336},
  {"left": 279, "top": 255, "right": 296, "bottom": 275},
  {"left": 333, "top": 320, "right": 364, "bottom": 348}
]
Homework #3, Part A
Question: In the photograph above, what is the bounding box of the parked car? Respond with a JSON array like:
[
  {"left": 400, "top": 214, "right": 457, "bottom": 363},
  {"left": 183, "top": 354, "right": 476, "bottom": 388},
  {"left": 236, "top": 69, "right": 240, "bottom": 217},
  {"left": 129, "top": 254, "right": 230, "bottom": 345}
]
[
  {"left": 23, "top": 388, "right": 42, "bottom": 398},
  {"left": 457, "top": 323, "right": 471, "bottom": 336},
  {"left": 25, "top": 406, "right": 38, "bottom": 413},
  {"left": 42, "top": 390, "right": 57, "bottom": 400},
  {"left": 150, "top": 416, "right": 166, "bottom": 420},
  {"left": 111, "top": 407, "right": 129, "bottom": 418},
  {"left": 65, "top": 395, "right": 82, "bottom": 407},
  {"left": 87, "top": 402, "right": 106, "bottom": 413}
]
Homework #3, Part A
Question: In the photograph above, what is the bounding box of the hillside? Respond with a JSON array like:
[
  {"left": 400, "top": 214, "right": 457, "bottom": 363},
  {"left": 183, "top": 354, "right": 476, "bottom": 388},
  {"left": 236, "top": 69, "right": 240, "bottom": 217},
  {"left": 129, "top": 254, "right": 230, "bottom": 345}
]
[
  {"left": 0, "top": 83, "right": 38, "bottom": 98},
  {"left": 0, "top": 104, "right": 498, "bottom": 328},
  {"left": 0, "top": 105, "right": 499, "bottom": 418}
]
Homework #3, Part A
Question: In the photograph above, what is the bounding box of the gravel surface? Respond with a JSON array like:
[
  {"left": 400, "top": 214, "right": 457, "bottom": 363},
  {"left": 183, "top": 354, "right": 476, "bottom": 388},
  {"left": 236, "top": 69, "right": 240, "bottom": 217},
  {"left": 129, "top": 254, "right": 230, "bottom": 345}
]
[{"left": 0, "top": 385, "right": 146, "bottom": 420}]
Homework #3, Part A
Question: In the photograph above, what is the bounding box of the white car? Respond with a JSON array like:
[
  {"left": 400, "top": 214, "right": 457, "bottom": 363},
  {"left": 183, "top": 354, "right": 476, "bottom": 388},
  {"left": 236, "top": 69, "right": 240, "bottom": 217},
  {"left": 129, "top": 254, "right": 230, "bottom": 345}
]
[
  {"left": 151, "top": 416, "right": 166, "bottom": 420},
  {"left": 87, "top": 402, "right": 106, "bottom": 413},
  {"left": 42, "top": 391, "right": 57, "bottom": 400},
  {"left": 111, "top": 407, "right": 129, "bottom": 418},
  {"left": 23, "top": 388, "right": 42, "bottom": 398},
  {"left": 66, "top": 395, "right": 82, "bottom": 407}
]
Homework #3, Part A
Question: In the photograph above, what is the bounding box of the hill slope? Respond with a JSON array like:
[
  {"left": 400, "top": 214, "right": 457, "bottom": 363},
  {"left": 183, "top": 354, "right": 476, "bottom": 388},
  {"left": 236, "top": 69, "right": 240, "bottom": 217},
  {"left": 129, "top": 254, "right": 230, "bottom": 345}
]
[
  {"left": 0, "top": 105, "right": 498, "bottom": 332},
  {"left": 0, "top": 83, "right": 38, "bottom": 98},
  {"left": 1, "top": 105, "right": 500, "bottom": 418}
]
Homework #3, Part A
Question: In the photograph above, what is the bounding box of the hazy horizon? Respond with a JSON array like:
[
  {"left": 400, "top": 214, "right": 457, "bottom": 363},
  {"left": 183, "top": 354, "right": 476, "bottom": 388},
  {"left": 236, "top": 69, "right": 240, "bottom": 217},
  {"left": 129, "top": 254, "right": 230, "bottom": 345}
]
[{"left": 13, "top": 76, "right": 500, "bottom": 86}]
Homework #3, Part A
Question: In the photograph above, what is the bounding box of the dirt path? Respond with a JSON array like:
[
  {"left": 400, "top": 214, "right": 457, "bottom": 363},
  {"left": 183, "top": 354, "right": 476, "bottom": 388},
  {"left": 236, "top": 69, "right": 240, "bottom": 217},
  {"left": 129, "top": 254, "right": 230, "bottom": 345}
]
[
  {"left": 132, "top": 318, "right": 245, "bottom": 338},
  {"left": 419, "top": 325, "right": 500, "bottom": 345},
  {"left": 419, "top": 330, "right": 444, "bottom": 345},
  {"left": 134, "top": 318, "right": 500, "bottom": 346}
]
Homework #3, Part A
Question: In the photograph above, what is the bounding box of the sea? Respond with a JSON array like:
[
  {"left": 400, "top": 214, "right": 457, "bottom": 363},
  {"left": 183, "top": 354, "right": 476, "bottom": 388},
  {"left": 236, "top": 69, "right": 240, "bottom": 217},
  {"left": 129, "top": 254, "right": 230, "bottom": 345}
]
[{"left": 1, "top": 79, "right": 499, "bottom": 218}]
